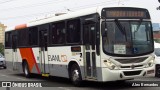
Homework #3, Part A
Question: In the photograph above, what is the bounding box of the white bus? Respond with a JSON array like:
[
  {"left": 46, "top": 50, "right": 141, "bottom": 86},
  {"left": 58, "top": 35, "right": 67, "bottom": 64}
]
[{"left": 5, "top": 6, "right": 155, "bottom": 86}]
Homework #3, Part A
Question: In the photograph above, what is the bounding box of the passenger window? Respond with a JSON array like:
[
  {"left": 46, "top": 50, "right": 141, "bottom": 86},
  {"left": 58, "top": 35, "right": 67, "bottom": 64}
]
[
  {"left": 5, "top": 32, "right": 12, "bottom": 48},
  {"left": 29, "top": 27, "right": 38, "bottom": 46},
  {"left": 51, "top": 22, "right": 65, "bottom": 44},
  {"left": 67, "top": 19, "right": 80, "bottom": 43},
  {"left": 18, "top": 29, "right": 28, "bottom": 47}
]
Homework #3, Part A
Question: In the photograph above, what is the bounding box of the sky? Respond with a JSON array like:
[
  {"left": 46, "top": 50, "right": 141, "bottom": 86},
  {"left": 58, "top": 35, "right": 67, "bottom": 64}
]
[{"left": 0, "top": 0, "right": 160, "bottom": 27}]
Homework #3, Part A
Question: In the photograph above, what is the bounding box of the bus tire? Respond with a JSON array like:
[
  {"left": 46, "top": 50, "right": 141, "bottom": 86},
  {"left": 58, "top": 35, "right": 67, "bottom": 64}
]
[
  {"left": 155, "top": 64, "right": 160, "bottom": 78},
  {"left": 23, "top": 62, "right": 31, "bottom": 78},
  {"left": 70, "top": 64, "right": 82, "bottom": 86}
]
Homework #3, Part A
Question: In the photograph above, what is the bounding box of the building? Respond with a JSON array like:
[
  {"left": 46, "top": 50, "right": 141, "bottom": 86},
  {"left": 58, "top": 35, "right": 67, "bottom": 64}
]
[
  {"left": 153, "top": 23, "right": 160, "bottom": 42},
  {"left": 0, "top": 23, "right": 7, "bottom": 44}
]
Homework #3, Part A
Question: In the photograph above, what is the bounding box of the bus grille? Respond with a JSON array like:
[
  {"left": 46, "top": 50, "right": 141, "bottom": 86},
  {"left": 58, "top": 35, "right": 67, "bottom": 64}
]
[
  {"left": 121, "top": 65, "right": 143, "bottom": 69},
  {"left": 115, "top": 57, "right": 148, "bottom": 64},
  {"left": 123, "top": 70, "right": 142, "bottom": 76}
]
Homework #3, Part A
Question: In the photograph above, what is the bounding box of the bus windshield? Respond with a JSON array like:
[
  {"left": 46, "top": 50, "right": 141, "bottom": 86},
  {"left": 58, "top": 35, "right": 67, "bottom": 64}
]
[{"left": 102, "top": 21, "right": 153, "bottom": 56}]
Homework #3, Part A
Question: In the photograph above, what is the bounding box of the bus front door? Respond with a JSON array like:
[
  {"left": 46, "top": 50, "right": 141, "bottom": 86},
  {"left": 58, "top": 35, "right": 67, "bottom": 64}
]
[
  {"left": 83, "top": 23, "right": 97, "bottom": 79},
  {"left": 39, "top": 28, "right": 49, "bottom": 76},
  {"left": 12, "top": 32, "right": 18, "bottom": 70}
]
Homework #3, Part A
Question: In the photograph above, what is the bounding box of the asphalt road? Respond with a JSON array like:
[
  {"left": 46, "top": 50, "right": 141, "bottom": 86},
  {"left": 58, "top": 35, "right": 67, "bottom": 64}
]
[{"left": 0, "top": 67, "right": 160, "bottom": 90}]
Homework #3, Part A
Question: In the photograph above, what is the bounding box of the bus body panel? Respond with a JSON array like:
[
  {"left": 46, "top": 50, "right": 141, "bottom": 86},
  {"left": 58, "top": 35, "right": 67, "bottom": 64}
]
[{"left": 47, "top": 46, "right": 81, "bottom": 78}]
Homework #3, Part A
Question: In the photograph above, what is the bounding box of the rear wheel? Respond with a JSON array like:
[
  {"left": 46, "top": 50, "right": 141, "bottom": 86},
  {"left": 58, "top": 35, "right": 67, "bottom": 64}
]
[
  {"left": 70, "top": 64, "right": 82, "bottom": 86},
  {"left": 23, "top": 62, "right": 31, "bottom": 78},
  {"left": 155, "top": 64, "right": 160, "bottom": 78}
]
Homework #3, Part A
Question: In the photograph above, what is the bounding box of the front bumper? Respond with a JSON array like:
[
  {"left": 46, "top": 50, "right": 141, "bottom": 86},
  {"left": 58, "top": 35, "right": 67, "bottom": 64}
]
[
  {"left": 101, "top": 65, "right": 155, "bottom": 81},
  {"left": 0, "top": 61, "right": 6, "bottom": 67}
]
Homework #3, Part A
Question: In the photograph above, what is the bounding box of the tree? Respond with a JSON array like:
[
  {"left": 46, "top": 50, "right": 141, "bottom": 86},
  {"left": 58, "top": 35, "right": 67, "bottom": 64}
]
[{"left": 0, "top": 43, "right": 4, "bottom": 55}]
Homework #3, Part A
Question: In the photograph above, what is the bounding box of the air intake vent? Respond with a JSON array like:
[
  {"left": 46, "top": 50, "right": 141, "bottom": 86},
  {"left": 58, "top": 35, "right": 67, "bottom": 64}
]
[
  {"left": 123, "top": 70, "right": 142, "bottom": 76},
  {"left": 121, "top": 65, "right": 143, "bottom": 69},
  {"left": 55, "top": 13, "right": 66, "bottom": 16},
  {"left": 116, "top": 57, "right": 148, "bottom": 64}
]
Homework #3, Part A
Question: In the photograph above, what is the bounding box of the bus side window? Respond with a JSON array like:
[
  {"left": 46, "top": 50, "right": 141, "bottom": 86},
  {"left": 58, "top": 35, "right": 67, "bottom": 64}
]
[
  {"left": 5, "top": 32, "right": 12, "bottom": 48},
  {"left": 51, "top": 24, "right": 57, "bottom": 44},
  {"left": 29, "top": 27, "right": 38, "bottom": 46},
  {"left": 67, "top": 19, "right": 80, "bottom": 43},
  {"left": 51, "top": 22, "right": 65, "bottom": 44},
  {"left": 17, "top": 29, "right": 28, "bottom": 47}
]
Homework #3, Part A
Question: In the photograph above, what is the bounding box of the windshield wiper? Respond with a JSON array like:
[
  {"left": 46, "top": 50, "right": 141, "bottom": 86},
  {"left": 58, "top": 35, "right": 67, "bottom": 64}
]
[
  {"left": 114, "top": 20, "right": 127, "bottom": 41},
  {"left": 135, "top": 20, "right": 142, "bottom": 32}
]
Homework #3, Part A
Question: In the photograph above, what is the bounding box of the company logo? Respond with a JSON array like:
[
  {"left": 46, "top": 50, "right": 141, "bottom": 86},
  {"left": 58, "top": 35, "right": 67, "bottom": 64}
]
[{"left": 131, "top": 64, "right": 135, "bottom": 69}]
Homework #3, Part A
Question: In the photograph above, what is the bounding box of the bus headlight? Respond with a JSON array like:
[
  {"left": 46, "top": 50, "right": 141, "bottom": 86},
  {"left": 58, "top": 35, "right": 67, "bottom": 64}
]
[
  {"left": 104, "top": 60, "right": 119, "bottom": 70},
  {"left": 145, "top": 59, "right": 154, "bottom": 68}
]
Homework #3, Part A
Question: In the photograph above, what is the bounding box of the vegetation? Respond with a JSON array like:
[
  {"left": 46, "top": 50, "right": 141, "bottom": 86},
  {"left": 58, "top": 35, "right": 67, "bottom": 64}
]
[{"left": 0, "top": 43, "right": 4, "bottom": 55}]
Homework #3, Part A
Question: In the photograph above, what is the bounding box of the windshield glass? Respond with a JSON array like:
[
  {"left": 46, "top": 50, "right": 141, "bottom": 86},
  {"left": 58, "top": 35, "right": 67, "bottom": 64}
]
[{"left": 102, "top": 21, "right": 153, "bottom": 56}]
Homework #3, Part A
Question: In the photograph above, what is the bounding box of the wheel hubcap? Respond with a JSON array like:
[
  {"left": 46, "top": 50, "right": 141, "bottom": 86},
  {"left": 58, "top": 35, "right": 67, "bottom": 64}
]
[
  {"left": 24, "top": 65, "right": 28, "bottom": 75},
  {"left": 73, "top": 70, "right": 79, "bottom": 81}
]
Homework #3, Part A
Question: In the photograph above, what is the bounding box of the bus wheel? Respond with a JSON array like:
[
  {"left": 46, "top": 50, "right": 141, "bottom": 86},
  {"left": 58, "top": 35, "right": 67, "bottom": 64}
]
[
  {"left": 155, "top": 64, "right": 160, "bottom": 78},
  {"left": 23, "top": 62, "right": 31, "bottom": 78},
  {"left": 70, "top": 64, "right": 82, "bottom": 86}
]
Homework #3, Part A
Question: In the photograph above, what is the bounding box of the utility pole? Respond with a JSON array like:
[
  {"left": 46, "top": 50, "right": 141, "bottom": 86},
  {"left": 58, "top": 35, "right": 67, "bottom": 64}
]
[
  {"left": 118, "top": 0, "right": 121, "bottom": 6},
  {"left": 157, "top": 0, "right": 160, "bottom": 10},
  {"left": 118, "top": 0, "right": 124, "bottom": 6}
]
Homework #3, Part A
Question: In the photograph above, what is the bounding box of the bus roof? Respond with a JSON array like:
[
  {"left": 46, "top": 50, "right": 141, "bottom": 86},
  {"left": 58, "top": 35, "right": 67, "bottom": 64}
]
[
  {"left": 28, "top": 6, "right": 100, "bottom": 27},
  {"left": 5, "top": 6, "right": 148, "bottom": 32}
]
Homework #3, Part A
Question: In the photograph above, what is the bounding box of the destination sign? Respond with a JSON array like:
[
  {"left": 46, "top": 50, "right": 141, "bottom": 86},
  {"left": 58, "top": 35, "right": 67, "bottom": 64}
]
[
  {"left": 102, "top": 8, "right": 150, "bottom": 19},
  {"left": 106, "top": 10, "right": 145, "bottom": 18}
]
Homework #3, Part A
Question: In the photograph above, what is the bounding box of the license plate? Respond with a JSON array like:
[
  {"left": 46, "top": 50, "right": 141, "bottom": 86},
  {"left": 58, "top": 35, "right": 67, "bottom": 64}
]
[{"left": 147, "top": 70, "right": 154, "bottom": 74}]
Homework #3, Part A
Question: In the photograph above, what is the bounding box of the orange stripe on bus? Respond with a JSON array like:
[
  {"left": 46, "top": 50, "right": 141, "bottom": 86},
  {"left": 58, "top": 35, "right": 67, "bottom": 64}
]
[
  {"left": 19, "top": 48, "right": 40, "bottom": 74},
  {"left": 30, "top": 48, "right": 40, "bottom": 74},
  {"left": 15, "top": 24, "right": 27, "bottom": 30}
]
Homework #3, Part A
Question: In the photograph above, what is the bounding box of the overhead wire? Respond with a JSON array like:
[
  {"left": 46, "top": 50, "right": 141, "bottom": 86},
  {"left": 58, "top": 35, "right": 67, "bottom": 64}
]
[
  {"left": 0, "top": 0, "right": 130, "bottom": 20},
  {"left": 0, "top": 0, "right": 15, "bottom": 4},
  {"left": 69, "top": 0, "right": 128, "bottom": 10},
  {"left": 0, "top": 0, "right": 68, "bottom": 12}
]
